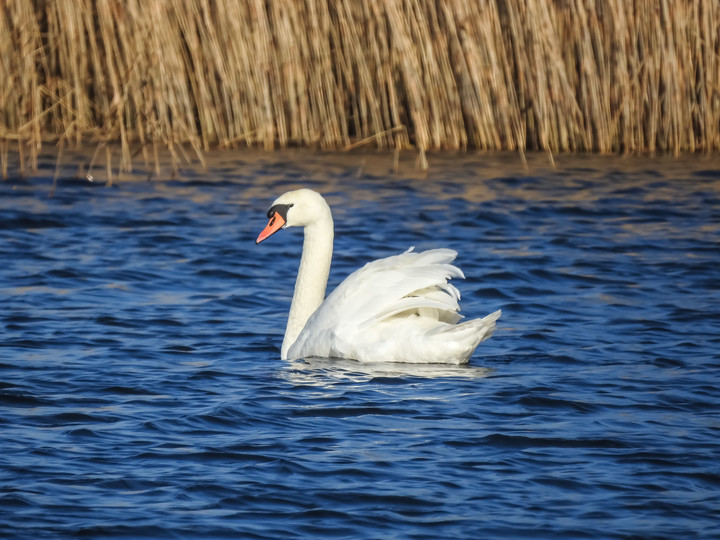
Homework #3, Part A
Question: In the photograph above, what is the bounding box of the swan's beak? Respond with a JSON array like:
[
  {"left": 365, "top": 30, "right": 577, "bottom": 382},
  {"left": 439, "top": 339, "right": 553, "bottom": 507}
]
[{"left": 256, "top": 212, "right": 286, "bottom": 244}]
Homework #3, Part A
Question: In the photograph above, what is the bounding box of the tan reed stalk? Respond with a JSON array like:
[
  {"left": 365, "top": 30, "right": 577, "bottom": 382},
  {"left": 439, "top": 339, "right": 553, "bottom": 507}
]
[{"left": 0, "top": 139, "right": 8, "bottom": 179}]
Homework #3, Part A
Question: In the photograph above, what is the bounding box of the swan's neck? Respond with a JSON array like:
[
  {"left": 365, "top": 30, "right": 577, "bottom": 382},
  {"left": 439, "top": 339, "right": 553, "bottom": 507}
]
[{"left": 281, "top": 215, "right": 333, "bottom": 359}]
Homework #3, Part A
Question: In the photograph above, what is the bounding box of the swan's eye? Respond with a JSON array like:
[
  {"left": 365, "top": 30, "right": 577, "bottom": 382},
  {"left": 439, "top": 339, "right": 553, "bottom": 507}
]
[{"left": 267, "top": 203, "right": 293, "bottom": 221}]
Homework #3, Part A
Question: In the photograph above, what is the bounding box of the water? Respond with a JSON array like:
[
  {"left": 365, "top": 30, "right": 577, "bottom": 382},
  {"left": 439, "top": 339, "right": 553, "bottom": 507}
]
[{"left": 1, "top": 150, "right": 719, "bottom": 539}]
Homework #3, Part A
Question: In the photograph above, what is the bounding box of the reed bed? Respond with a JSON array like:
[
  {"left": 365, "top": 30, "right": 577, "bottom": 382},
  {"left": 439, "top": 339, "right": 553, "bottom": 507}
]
[{"left": 1, "top": 0, "right": 719, "bottom": 174}]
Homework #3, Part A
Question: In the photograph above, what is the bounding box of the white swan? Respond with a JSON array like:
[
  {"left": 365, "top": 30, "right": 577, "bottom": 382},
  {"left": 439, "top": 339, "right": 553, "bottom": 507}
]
[{"left": 256, "top": 189, "right": 501, "bottom": 364}]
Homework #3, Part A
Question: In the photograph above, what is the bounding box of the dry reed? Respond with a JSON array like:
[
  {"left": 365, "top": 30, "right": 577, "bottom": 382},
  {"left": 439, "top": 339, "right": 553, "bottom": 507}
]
[{"left": 1, "top": 0, "right": 719, "bottom": 175}]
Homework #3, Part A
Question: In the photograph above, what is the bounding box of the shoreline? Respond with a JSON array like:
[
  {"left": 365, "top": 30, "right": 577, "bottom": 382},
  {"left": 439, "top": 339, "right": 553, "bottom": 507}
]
[{"left": 3, "top": 146, "right": 720, "bottom": 189}]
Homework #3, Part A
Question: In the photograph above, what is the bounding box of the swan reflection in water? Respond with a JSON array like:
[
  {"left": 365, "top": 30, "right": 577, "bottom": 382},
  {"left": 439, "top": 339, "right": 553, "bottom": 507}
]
[{"left": 279, "top": 356, "right": 493, "bottom": 386}]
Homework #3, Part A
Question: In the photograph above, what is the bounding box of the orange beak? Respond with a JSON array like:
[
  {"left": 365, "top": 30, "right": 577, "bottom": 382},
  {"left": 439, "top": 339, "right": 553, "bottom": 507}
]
[{"left": 256, "top": 212, "right": 286, "bottom": 244}]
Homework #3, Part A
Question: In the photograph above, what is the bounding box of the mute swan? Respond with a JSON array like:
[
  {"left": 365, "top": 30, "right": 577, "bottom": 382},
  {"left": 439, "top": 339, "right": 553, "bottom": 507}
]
[{"left": 256, "top": 189, "right": 501, "bottom": 364}]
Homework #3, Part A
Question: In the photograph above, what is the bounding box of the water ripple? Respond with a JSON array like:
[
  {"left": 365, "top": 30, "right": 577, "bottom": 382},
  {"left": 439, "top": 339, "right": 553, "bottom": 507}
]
[{"left": 0, "top": 152, "right": 718, "bottom": 538}]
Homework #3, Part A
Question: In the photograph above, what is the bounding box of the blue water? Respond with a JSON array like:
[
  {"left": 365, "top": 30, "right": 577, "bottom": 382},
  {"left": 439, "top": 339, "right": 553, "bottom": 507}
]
[{"left": 1, "top": 150, "right": 719, "bottom": 539}]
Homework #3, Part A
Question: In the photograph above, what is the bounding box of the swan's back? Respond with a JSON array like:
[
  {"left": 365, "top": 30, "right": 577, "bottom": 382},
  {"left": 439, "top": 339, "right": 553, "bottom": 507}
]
[{"left": 287, "top": 248, "right": 500, "bottom": 363}]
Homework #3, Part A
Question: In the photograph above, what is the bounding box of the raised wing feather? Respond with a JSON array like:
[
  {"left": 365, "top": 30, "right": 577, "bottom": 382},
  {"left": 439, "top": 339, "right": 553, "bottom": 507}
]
[{"left": 323, "top": 248, "right": 460, "bottom": 325}]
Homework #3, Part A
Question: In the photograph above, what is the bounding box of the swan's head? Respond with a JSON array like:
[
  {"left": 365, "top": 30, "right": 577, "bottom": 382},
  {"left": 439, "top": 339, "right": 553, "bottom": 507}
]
[{"left": 256, "top": 189, "right": 332, "bottom": 244}]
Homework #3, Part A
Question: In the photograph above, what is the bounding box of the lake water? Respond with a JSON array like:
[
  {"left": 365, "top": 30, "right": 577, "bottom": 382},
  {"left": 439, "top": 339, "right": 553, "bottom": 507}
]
[{"left": 1, "top": 149, "right": 719, "bottom": 539}]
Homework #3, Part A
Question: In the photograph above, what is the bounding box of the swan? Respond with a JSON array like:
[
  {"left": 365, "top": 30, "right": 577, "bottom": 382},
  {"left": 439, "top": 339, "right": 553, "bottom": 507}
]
[{"left": 256, "top": 189, "right": 501, "bottom": 364}]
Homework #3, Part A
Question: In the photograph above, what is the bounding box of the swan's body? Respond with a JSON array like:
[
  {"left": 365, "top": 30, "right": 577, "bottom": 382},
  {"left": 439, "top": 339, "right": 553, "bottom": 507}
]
[{"left": 256, "top": 189, "right": 500, "bottom": 364}]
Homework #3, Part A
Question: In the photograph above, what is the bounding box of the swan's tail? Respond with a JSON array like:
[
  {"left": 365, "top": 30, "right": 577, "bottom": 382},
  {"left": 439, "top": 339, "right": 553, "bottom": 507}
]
[{"left": 432, "top": 309, "right": 502, "bottom": 364}]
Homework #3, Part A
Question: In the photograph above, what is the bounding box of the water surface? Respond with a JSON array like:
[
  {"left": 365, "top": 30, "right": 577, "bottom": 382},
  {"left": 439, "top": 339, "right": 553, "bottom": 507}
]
[{"left": 1, "top": 150, "right": 719, "bottom": 538}]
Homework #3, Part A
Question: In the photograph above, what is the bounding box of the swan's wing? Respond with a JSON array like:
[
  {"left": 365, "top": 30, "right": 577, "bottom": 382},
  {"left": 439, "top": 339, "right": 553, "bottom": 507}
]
[
  {"left": 328, "top": 247, "right": 462, "bottom": 325},
  {"left": 288, "top": 248, "right": 467, "bottom": 358}
]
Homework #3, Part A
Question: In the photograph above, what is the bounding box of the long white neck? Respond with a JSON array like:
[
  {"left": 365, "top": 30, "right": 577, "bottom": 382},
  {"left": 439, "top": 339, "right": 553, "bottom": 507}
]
[{"left": 281, "top": 214, "right": 334, "bottom": 359}]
